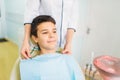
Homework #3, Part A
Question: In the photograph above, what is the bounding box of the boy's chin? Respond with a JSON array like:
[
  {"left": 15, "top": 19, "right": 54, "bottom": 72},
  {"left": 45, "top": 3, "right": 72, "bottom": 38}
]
[{"left": 47, "top": 45, "right": 56, "bottom": 50}]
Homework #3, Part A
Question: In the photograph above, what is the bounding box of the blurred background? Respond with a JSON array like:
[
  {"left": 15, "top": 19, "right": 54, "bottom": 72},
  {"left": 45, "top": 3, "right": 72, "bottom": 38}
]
[
  {"left": 0, "top": 0, "right": 120, "bottom": 80},
  {"left": 0, "top": 0, "right": 25, "bottom": 80}
]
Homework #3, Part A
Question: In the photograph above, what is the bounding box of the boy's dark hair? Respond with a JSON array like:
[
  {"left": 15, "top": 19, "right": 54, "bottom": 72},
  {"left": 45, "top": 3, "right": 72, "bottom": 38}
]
[{"left": 30, "top": 15, "right": 56, "bottom": 37}]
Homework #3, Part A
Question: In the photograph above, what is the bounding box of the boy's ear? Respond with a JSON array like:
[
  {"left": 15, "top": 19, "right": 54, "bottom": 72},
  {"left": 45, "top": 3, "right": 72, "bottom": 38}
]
[{"left": 31, "top": 35, "right": 38, "bottom": 43}]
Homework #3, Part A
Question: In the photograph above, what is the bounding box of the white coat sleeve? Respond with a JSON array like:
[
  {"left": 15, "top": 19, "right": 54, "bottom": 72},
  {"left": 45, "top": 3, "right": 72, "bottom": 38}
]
[
  {"left": 68, "top": 0, "right": 80, "bottom": 32},
  {"left": 24, "top": 0, "right": 40, "bottom": 24}
]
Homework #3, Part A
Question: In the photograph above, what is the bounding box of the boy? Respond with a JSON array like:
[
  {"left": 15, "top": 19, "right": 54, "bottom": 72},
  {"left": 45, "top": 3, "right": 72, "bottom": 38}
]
[{"left": 20, "top": 15, "right": 85, "bottom": 80}]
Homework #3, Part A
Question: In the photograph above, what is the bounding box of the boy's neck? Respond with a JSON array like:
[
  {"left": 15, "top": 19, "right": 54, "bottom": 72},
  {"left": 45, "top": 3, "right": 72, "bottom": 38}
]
[{"left": 40, "top": 49, "right": 56, "bottom": 54}]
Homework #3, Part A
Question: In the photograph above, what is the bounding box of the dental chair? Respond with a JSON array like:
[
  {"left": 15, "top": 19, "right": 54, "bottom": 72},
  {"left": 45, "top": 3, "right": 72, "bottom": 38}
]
[{"left": 93, "top": 55, "right": 120, "bottom": 80}]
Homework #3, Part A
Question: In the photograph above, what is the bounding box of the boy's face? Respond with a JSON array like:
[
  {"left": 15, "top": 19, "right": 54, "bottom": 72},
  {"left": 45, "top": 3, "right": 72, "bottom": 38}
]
[{"left": 33, "top": 22, "right": 58, "bottom": 51}]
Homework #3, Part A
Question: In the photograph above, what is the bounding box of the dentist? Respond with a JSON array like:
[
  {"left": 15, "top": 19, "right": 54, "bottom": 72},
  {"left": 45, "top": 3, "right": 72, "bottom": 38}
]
[{"left": 21, "top": 0, "right": 79, "bottom": 59}]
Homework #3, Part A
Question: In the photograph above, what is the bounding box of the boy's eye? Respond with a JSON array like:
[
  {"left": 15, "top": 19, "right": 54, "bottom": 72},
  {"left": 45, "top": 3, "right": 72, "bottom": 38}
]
[
  {"left": 42, "top": 32, "right": 48, "bottom": 34},
  {"left": 53, "top": 31, "right": 56, "bottom": 33}
]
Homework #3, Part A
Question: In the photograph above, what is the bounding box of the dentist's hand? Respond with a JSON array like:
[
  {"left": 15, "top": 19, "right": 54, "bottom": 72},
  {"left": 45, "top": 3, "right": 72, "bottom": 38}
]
[
  {"left": 62, "top": 43, "right": 71, "bottom": 54},
  {"left": 21, "top": 40, "right": 31, "bottom": 59}
]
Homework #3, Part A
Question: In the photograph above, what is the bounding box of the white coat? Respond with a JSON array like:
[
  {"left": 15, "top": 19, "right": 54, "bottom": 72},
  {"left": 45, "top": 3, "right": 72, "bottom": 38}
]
[{"left": 24, "top": 0, "right": 79, "bottom": 48}]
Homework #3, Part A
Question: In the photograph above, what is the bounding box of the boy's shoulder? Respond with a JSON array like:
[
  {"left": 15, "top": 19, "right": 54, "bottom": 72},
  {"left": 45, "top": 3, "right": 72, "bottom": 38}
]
[
  {"left": 62, "top": 54, "right": 76, "bottom": 62},
  {"left": 62, "top": 54, "right": 74, "bottom": 58}
]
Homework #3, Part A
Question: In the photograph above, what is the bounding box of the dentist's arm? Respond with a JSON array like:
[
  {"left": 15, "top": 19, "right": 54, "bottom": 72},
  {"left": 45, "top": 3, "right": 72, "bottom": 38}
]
[
  {"left": 62, "top": 29, "right": 74, "bottom": 54},
  {"left": 62, "top": 0, "right": 79, "bottom": 54},
  {"left": 21, "top": 0, "right": 40, "bottom": 59},
  {"left": 21, "top": 24, "right": 31, "bottom": 59}
]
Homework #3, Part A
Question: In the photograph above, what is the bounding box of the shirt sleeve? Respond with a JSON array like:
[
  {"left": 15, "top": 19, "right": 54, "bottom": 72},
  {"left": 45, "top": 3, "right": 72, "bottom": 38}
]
[
  {"left": 24, "top": 0, "right": 40, "bottom": 24},
  {"left": 68, "top": 0, "right": 80, "bottom": 32}
]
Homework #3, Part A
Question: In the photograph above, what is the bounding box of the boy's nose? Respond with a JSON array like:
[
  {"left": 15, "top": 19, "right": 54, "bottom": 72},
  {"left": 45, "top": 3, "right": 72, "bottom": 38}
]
[{"left": 49, "top": 32, "right": 55, "bottom": 38}]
